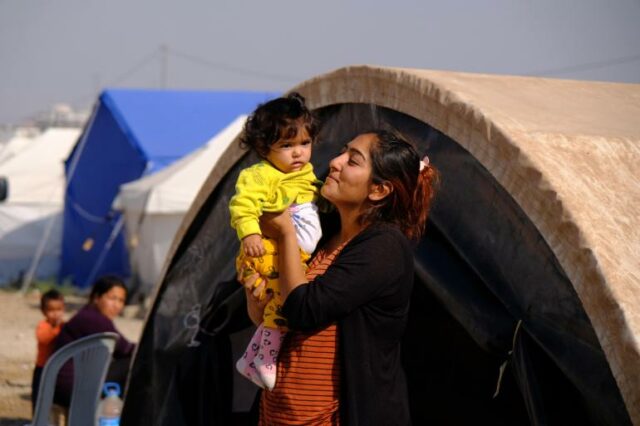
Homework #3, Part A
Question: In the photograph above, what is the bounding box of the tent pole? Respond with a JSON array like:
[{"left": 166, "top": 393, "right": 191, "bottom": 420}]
[
  {"left": 84, "top": 214, "right": 126, "bottom": 288},
  {"left": 19, "top": 212, "right": 58, "bottom": 294},
  {"left": 19, "top": 103, "right": 99, "bottom": 294}
]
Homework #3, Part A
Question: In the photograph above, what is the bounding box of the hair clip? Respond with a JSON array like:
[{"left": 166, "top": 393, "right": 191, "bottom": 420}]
[{"left": 419, "top": 155, "right": 430, "bottom": 172}]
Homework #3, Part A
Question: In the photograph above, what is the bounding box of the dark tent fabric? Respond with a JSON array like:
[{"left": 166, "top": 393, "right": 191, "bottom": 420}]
[
  {"left": 122, "top": 67, "right": 639, "bottom": 425},
  {"left": 59, "top": 89, "right": 276, "bottom": 288}
]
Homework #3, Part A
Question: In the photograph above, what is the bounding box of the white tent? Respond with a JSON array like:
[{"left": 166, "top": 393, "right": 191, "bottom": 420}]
[
  {"left": 0, "top": 127, "right": 80, "bottom": 285},
  {"left": 113, "top": 115, "right": 247, "bottom": 294},
  {"left": 0, "top": 132, "right": 35, "bottom": 165}
]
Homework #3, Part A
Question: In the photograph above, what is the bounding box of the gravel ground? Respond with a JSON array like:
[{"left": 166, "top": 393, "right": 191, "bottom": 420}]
[{"left": 0, "top": 290, "right": 144, "bottom": 426}]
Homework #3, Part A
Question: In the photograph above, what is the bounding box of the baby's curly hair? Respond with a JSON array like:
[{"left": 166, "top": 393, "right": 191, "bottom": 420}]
[{"left": 240, "top": 92, "right": 318, "bottom": 157}]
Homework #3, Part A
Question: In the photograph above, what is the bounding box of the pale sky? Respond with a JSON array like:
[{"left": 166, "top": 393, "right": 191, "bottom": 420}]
[{"left": 1, "top": 0, "right": 639, "bottom": 125}]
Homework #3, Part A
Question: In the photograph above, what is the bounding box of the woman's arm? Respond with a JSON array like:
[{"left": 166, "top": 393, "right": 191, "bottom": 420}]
[
  {"left": 282, "top": 226, "right": 413, "bottom": 331},
  {"left": 240, "top": 272, "right": 272, "bottom": 326},
  {"left": 68, "top": 306, "right": 135, "bottom": 357},
  {"left": 277, "top": 224, "right": 307, "bottom": 300},
  {"left": 114, "top": 333, "right": 135, "bottom": 357},
  {"left": 261, "top": 210, "right": 307, "bottom": 300}
]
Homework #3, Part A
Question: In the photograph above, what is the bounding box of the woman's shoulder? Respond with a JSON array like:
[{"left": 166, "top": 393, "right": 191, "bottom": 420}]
[
  {"left": 355, "top": 223, "right": 410, "bottom": 247},
  {"left": 339, "top": 223, "right": 411, "bottom": 261},
  {"left": 67, "top": 304, "right": 114, "bottom": 328},
  {"left": 71, "top": 303, "right": 95, "bottom": 317}
]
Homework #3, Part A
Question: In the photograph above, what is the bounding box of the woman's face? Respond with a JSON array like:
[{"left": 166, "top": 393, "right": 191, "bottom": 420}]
[
  {"left": 93, "top": 286, "right": 126, "bottom": 320},
  {"left": 321, "top": 133, "right": 376, "bottom": 209}
]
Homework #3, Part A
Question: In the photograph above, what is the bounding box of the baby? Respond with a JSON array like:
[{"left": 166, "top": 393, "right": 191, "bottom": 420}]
[{"left": 231, "top": 92, "right": 322, "bottom": 390}]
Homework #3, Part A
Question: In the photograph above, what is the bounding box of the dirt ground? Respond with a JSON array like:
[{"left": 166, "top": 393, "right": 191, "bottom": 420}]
[{"left": 0, "top": 290, "right": 144, "bottom": 426}]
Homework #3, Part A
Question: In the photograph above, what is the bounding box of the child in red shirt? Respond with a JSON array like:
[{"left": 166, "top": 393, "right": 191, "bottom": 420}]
[{"left": 31, "top": 289, "right": 65, "bottom": 411}]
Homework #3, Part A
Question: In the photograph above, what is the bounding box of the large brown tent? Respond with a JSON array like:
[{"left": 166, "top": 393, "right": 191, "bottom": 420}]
[{"left": 123, "top": 66, "right": 640, "bottom": 425}]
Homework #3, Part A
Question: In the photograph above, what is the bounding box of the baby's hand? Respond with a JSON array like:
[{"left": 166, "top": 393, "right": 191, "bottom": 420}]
[{"left": 242, "top": 234, "right": 265, "bottom": 257}]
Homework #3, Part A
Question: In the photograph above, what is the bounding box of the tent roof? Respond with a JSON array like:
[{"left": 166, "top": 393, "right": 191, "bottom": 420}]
[
  {"left": 1, "top": 127, "right": 80, "bottom": 204},
  {"left": 113, "top": 115, "right": 247, "bottom": 214},
  {"left": 59, "top": 89, "right": 276, "bottom": 288},
  {"left": 101, "top": 89, "right": 274, "bottom": 172},
  {"left": 180, "top": 66, "right": 640, "bottom": 423},
  {"left": 0, "top": 133, "right": 35, "bottom": 165},
  {"left": 302, "top": 66, "right": 640, "bottom": 423}
]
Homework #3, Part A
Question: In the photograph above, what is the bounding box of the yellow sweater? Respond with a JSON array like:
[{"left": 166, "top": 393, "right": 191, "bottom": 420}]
[{"left": 229, "top": 161, "right": 320, "bottom": 240}]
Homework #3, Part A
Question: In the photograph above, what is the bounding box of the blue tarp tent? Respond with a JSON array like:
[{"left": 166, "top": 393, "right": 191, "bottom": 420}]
[{"left": 60, "top": 89, "right": 276, "bottom": 288}]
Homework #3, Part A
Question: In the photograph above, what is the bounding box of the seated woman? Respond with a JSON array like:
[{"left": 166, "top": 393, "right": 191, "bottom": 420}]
[
  {"left": 243, "top": 130, "right": 438, "bottom": 425},
  {"left": 53, "top": 275, "right": 135, "bottom": 407}
]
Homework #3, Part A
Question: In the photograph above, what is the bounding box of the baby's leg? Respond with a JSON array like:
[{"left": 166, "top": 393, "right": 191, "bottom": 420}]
[
  {"left": 236, "top": 237, "right": 309, "bottom": 390},
  {"left": 255, "top": 326, "right": 285, "bottom": 391},
  {"left": 250, "top": 237, "right": 288, "bottom": 329},
  {"left": 235, "top": 324, "right": 266, "bottom": 389}
]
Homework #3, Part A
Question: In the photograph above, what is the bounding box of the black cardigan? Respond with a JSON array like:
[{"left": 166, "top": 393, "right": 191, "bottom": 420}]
[{"left": 282, "top": 223, "right": 414, "bottom": 426}]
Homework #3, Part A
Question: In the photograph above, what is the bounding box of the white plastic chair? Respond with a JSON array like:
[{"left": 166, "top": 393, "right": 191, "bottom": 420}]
[{"left": 31, "top": 332, "right": 118, "bottom": 426}]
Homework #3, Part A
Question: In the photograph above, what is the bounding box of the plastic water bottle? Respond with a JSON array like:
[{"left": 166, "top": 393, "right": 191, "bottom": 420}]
[{"left": 97, "top": 382, "right": 123, "bottom": 426}]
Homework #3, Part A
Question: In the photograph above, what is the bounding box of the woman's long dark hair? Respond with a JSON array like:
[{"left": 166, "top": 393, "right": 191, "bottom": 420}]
[
  {"left": 89, "top": 275, "right": 127, "bottom": 303},
  {"left": 360, "top": 130, "right": 438, "bottom": 240}
]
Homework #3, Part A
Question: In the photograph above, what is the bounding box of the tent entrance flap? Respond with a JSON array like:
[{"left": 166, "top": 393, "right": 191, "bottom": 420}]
[{"left": 123, "top": 103, "right": 631, "bottom": 426}]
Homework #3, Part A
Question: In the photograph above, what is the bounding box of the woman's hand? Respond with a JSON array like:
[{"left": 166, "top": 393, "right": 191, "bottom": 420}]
[
  {"left": 260, "top": 210, "right": 296, "bottom": 241},
  {"left": 239, "top": 270, "right": 272, "bottom": 326}
]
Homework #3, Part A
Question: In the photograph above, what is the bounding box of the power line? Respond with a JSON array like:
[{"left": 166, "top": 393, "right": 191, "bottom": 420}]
[
  {"left": 8, "top": 45, "right": 297, "bottom": 125},
  {"left": 107, "top": 49, "right": 161, "bottom": 87},
  {"left": 8, "top": 49, "right": 162, "bottom": 125},
  {"left": 167, "top": 47, "right": 298, "bottom": 84},
  {"left": 71, "top": 46, "right": 296, "bottom": 107},
  {"left": 19, "top": 46, "right": 638, "bottom": 128},
  {"left": 66, "top": 48, "right": 161, "bottom": 107},
  {"left": 525, "top": 52, "right": 640, "bottom": 77}
]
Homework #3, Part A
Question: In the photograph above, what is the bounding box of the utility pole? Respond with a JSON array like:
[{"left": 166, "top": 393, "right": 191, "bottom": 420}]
[{"left": 160, "top": 44, "right": 168, "bottom": 89}]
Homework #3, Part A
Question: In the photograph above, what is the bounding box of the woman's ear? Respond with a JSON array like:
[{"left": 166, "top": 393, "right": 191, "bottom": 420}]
[{"left": 368, "top": 181, "right": 393, "bottom": 202}]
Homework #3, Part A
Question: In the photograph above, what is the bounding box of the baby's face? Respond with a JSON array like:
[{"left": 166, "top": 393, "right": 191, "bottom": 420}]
[
  {"left": 266, "top": 126, "right": 312, "bottom": 173},
  {"left": 43, "top": 299, "right": 64, "bottom": 325}
]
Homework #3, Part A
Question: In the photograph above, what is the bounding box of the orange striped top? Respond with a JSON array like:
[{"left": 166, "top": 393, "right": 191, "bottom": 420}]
[{"left": 259, "top": 243, "right": 346, "bottom": 426}]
